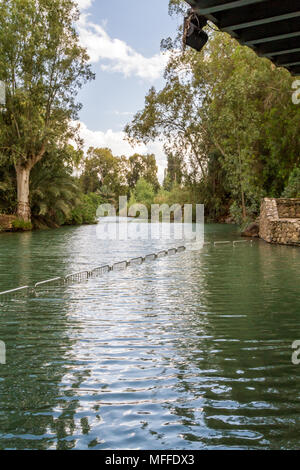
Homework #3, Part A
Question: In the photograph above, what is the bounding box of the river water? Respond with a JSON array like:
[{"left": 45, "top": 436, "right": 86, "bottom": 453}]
[{"left": 0, "top": 223, "right": 299, "bottom": 450}]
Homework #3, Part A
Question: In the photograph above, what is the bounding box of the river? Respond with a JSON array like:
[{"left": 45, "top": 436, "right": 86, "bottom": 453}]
[{"left": 0, "top": 223, "right": 299, "bottom": 450}]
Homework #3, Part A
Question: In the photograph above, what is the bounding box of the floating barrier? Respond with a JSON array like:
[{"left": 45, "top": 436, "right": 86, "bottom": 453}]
[
  {"left": 0, "top": 286, "right": 31, "bottom": 302},
  {"left": 0, "top": 240, "right": 254, "bottom": 302},
  {"left": 233, "top": 240, "right": 252, "bottom": 246},
  {"left": 112, "top": 261, "right": 128, "bottom": 271},
  {"left": 144, "top": 253, "right": 157, "bottom": 262},
  {"left": 65, "top": 271, "right": 89, "bottom": 284},
  {"left": 128, "top": 257, "right": 144, "bottom": 267},
  {"left": 157, "top": 250, "right": 168, "bottom": 258},
  {"left": 90, "top": 265, "right": 111, "bottom": 278},
  {"left": 35, "top": 277, "right": 63, "bottom": 289}
]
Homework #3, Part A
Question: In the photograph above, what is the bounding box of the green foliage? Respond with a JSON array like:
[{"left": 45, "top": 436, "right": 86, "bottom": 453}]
[
  {"left": 128, "top": 154, "right": 160, "bottom": 191},
  {"left": 12, "top": 219, "right": 33, "bottom": 231},
  {"left": 129, "top": 178, "right": 155, "bottom": 213},
  {"left": 30, "top": 146, "right": 82, "bottom": 223},
  {"left": 30, "top": 149, "right": 102, "bottom": 227},
  {"left": 67, "top": 193, "right": 102, "bottom": 226},
  {"left": 0, "top": 0, "right": 94, "bottom": 219},
  {"left": 282, "top": 168, "right": 300, "bottom": 198},
  {"left": 80, "top": 148, "right": 160, "bottom": 203},
  {"left": 0, "top": 153, "right": 17, "bottom": 214},
  {"left": 163, "top": 153, "right": 184, "bottom": 190},
  {"left": 125, "top": 26, "right": 300, "bottom": 224},
  {"left": 154, "top": 184, "right": 192, "bottom": 207},
  {"left": 80, "top": 147, "right": 128, "bottom": 198},
  {"left": 0, "top": 0, "right": 94, "bottom": 162}
]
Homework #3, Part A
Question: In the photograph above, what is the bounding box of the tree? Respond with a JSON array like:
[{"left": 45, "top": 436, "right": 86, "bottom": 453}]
[
  {"left": 204, "top": 34, "right": 300, "bottom": 218},
  {"left": 0, "top": 0, "right": 94, "bottom": 221},
  {"left": 129, "top": 178, "right": 155, "bottom": 212},
  {"left": 125, "top": 77, "right": 210, "bottom": 183},
  {"left": 127, "top": 153, "right": 159, "bottom": 191},
  {"left": 282, "top": 168, "right": 300, "bottom": 198},
  {"left": 30, "top": 145, "right": 83, "bottom": 225},
  {"left": 80, "top": 147, "right": 129, "bottom": 202},
  {"left": 125, "top": 20, "right": 300, "bottom": 222},
  {"left": 163, "top": 151, "right": 184, "bottom": 190},
  {"left": 0, "top": 151, "right": 16, "bottom": 214}
]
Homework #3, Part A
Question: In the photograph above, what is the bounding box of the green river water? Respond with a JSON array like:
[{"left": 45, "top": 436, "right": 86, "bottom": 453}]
[{"left": 0, "top": 223, "right": 299, "bottom": 450}]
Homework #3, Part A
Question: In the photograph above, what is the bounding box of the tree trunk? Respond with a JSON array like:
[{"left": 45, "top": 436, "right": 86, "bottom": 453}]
[
  {"left": 241, "top": 188, "right": 247, "bottom": 220},
  {"left": 16, "top": 165, "right": 31, "bottom": 222}
]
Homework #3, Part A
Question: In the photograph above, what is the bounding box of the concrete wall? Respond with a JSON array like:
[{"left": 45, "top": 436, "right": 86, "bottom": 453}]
[{"left": 259, "top": 198, "right": 300, "bottom": 246}]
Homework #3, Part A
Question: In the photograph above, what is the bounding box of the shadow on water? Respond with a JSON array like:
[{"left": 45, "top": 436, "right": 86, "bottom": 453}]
[
  {"left": 0, "top": 291, "right": 92, "bottom": 450},
  {"left": 153, "top": 242, "right": 300, "bottom": 449}
]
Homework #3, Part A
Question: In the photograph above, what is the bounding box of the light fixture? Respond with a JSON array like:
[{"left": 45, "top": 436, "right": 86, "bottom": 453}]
[{"left": 184, "top": 12, "right": 208, "bottom": 52}]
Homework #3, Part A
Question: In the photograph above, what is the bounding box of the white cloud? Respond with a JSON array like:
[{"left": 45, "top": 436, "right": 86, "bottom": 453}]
[
  {"left": 77, "top": 14, "right": 169, "bottom": 80},
  {"left": 74, "top": 2, "right": 168, "bottom": 181},
  {"left": 77, "top": 0, "right": 94, "bottom": 11},
  {"left": 112, "top": 110, "right": 135, "bottom": 117},
  {"left": 77, "top": 121, "right": 166, "bottom": 182}
]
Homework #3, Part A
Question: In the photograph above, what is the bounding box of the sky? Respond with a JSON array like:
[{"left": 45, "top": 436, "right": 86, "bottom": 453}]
[{"left": 76, "top": 0, "right": 180, "bottom": 181}]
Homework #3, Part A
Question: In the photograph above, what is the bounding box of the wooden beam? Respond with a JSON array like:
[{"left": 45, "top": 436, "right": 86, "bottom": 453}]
[
  {"left": 264, "top": 48, "right": 300, "bottom": 58},
  {"left": 244, "top": 31, "right": 300, "bottom": 46},
  {"left": 216, "top": 1, "right": 300, "bottom": 31},
  {"left": 280, "top": 61, "right": 300, "bottom": 67},
  {"left": 187, "top": 0, "right": 266, "bottom": 15}
]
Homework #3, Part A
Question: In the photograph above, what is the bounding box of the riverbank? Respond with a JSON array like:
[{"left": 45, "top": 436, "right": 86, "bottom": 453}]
[
  {"left": 0, "top": 193, "right": 101, "bottom": 234},
  {"left": 0, "top": 216, "right": 98, "bottom": 234}
]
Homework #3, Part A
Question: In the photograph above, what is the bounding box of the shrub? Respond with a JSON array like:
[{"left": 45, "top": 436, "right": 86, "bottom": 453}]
[
  {"left": 12, "top": 219, "right": 33, "bottom": 231},
  {"left": 282, "top": 168, "right": 300, "bottom": 198},
  {"left": 66, "top": 193, "right": 102, "bottom": 226},
  {"left": 129, "top": 178, "right": 155, "bottom": 215}
]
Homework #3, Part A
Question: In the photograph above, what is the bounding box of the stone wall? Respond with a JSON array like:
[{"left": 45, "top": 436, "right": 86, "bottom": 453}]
[
  {"left": 277, "top": 199, "right": 300, "bottom": 218},
  {"left": 259, "top": 198, "right": 300, "bottom": 246},
  {"left": 0, "top": 214, "right": 16, "bottom": 231}
]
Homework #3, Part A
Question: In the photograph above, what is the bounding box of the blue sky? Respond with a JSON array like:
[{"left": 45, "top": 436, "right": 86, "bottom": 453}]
[{"left": 76, "top": 0, "right": 180, "bottom": 180}]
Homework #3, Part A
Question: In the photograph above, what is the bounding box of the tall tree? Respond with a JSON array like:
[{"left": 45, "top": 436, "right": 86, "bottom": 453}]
[
  {"left": 80, "top": 147, "right": 129, "bottom": 202},
  {"left": 163, "top": 151, "right": 184, "bottom": 190},
  {"left": 125, "top": 25, "right": 300, "bottom": 221},
  {"left": 0, "top": 0, "right": 94, "bottom": 221},
  {"left": 127, "top": 153, "right": 159, "bottom": 191}
]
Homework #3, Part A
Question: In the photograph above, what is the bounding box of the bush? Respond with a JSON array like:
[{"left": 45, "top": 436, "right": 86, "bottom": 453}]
[
  {"left": 229, "top": 199, "right": 259, "bottom": 229},
  {"left": 12, "top": 219, "right": 33, "bottom": 231},
  {"left": 66, "top": 193, "right": 102, "bottom": 226},
  {"left": 282, "top": 168, "right": 300, "bottom": 198},
  {"left": 129, "top": 178, "right": 155, "bottom": 215}
]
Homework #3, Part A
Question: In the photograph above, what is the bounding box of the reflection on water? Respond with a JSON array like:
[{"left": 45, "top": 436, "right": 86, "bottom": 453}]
[{"left": 0, "top": 224, "right": 300, "bottom": 449}]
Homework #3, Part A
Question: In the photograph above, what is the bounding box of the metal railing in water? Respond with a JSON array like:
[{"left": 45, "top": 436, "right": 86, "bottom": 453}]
[
  {"left": 128, "top": 257, "right": 144, "bottom": 267},
  {"left": 0, "top": 286, "right": 31, "bottom": 302},
  {"left": 0, "top": 245, "right": 187, "bottom": 302},
  {"left": 90, "top": 265, "right": 110, "bottom": 278},
  {"left": 0, "top": 240, "right": 254, "bottom": 302},
  {"left": 35, "top": 277, "right": 63, "bottom": 289},
  {"left": 112, "top": 261, "right": 128, "bottom": 272}
]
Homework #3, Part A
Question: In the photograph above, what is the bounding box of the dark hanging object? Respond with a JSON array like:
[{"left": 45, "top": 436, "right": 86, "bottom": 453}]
[{"left": 183, "top": 11, "right": 208, "bottom": 52}]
